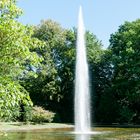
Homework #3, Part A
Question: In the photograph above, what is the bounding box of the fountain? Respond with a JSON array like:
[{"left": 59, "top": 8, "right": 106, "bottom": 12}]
[{"left": 74, "top": 6, "right": 91, "bottom": 134}]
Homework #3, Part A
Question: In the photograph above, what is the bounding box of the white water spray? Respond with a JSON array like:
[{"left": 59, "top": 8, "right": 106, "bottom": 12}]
[{"left": 74, "top": 6, "right": 91, "bottom": 133}]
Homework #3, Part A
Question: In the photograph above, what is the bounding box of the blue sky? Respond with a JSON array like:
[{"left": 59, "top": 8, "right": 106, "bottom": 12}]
[{"left": 18, "top": 0, "right": 140, "bottom": 48}]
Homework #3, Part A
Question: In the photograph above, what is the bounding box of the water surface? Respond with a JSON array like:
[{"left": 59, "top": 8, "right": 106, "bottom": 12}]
[{"left": 0, "top": 127, "right": 140, "bottom": 140}]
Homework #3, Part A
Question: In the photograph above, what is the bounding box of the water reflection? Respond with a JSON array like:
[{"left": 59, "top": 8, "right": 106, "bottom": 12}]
[
  {"left": 75, "top": 134, "right": 90, "bottom": 140},
  {"left": 1, "top": 128, "right": 140, "bottom": 140}
]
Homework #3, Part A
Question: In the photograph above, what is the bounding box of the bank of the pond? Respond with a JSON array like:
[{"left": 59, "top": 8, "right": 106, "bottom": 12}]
[
  {"left": 0, "top": 122, "right": 74, "bottom": 132},
  {"left": 93, "top": 124, "right": 140, "bottom": 128}
]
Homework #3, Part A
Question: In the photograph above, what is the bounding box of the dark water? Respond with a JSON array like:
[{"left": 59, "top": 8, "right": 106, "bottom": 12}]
[{"left": 0, "top": 128, "right": 140, "bottom": 140}]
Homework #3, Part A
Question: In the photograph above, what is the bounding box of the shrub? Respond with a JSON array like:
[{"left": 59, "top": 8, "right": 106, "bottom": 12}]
[{"left": 31, "top": 106, "right": 55, "bottom": 123}]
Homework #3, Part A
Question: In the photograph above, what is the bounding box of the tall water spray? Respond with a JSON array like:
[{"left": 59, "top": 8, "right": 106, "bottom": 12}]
[{"left": 74, "top": 6, "right": 91, "bottom": 133}]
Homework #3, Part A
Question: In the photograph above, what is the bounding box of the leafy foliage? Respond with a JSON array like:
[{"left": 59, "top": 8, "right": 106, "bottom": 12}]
[
  {"left": 21, "top": 20, "right": 103, "bottom": 123},
  {"left": 109, "top": 20, "right": 140, "bottom": 123},
  {"left": 1, "top": 0, "right": 140, "bottom": 124},
  {"left": 0, "top": 0, "right": 43, "bottom": 121},
  {"left": 97, "top": 19, "right": 140, "bottom": 124},
  {"left": 31, "top": 106, "right": 55, "bottom": 123}
]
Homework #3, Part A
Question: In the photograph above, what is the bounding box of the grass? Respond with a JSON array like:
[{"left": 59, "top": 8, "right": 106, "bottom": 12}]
[{"left": 0, "top": 122, "right": 74, "bottom": 132}]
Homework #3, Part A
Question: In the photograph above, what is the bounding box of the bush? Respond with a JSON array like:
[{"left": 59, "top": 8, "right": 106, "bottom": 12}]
[{"left": 31, "top": 106, "right": 55, "bottom": 123}]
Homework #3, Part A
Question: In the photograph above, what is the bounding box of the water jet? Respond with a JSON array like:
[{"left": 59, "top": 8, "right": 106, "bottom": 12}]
[{"left": 74, "top": 6, "right": 91, "bottom": 134}]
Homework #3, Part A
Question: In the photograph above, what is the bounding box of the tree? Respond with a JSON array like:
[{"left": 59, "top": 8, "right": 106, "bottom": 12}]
[
  {"left": 21, "top": 19, "right": 103, "bottom": 122},
  {"left": 108, "top": 19, "right": 140, "bottom": 123},
  {"left": 0, "top": 0, "right": 43, "bottom": 121},
  {"left": 93, "top": 50, "right": 120, "bottom": 123},
  {"left": 21, "top": 20, "right": 75, "bottom": 122}
]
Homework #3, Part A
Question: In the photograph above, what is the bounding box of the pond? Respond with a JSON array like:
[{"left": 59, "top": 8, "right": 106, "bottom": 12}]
[{"left": 0, "top": 127, "right": 140, "bottom": 140}]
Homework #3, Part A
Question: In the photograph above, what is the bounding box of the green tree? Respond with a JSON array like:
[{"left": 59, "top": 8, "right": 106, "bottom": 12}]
[
  {"left": 21, "top": 19, "right": 103, "bottom": 122},
  {"left": 0, "top": 0, "right": 43, "bottom": 121},
  {"left": 109, "top": 19, "right": 140, "bottom": 123},
  {"left": 93, "top": 50, "right": 120, "bottom": 123},
  {"left": 21, "top": 20, "right": 75, "bottom": 122}
]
